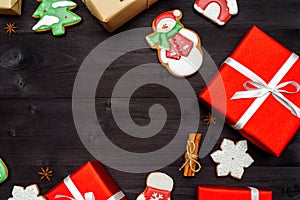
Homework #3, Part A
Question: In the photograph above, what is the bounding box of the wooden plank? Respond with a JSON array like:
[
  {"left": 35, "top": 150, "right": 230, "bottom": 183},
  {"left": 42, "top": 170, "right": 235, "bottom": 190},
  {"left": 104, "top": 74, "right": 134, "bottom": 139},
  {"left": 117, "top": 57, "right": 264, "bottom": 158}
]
[
  {"left": 0, "top": 98, "right": 299, "bottom": 166},
  {"left": 0, "top": 1, "right": 299, "bottom": 98},
  {"left": 0, "top": 29, "right": 299, "bottom": 98}
]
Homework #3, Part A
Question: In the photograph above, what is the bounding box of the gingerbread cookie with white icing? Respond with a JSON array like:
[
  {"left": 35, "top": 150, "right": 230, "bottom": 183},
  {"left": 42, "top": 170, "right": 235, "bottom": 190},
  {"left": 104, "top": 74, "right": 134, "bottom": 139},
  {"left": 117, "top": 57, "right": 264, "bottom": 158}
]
[
  {"left": 32, "top": 0, "right": 82, "bottom": 36},
  {"left": 0, "top": 158, "right": 8, "bottom": 184},
  {"left": 146, "top": 10, "right": 204, "bottom": 77},
  {"left": 194, "top": 0, "right": 238, "bottom": 25},
  {"left": 136, "top": 172, "right": 174, "bottom": 200}
]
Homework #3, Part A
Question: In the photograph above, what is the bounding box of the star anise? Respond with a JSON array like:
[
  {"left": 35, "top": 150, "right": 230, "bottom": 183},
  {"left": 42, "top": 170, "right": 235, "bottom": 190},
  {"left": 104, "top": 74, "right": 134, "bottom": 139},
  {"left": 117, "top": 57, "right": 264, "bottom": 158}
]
[
  {"left": 4, "top": 23, "right": 17, "bottom": 36},
  {"left": 38, "top": 166, "right": 53, "bottom": 181},
  {"left": 203, "top": 112, "right": 216, "bottom": 125}
]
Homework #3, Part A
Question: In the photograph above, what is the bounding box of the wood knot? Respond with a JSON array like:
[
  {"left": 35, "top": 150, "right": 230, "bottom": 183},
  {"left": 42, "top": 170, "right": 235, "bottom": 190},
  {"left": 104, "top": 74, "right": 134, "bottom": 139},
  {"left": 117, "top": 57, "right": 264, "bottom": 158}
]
[
  {"left": 9, "top": 130, "right": 16, "bottom": 137},
  {"left": 30, "top": 105, "right": 37, "bottom": 114},
  {"left": 105, "top": 101, "right": 111, "bottom": 110},
  {"left": 89, "top": 134, "right": 97, "bottom": 142},
  {"left": 285, "top": 184, "right": 300, "bottom": 198},
  {"left": 16, "top": 77, "right": 26, "bottom": 90},
  {"left": 0, "top": 48, "right": 24, "bottom": 70},
  {"left": 0, "top": 48, "right": 38, "bottom": 70}
]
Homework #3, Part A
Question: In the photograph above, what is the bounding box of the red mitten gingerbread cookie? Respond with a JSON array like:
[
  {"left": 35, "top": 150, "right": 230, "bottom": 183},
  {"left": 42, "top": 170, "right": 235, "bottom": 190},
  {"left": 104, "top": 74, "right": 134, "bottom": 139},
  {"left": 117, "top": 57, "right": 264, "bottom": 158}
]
[
  {"left": 146, "top": 10, "right": 203, "bottom": 77},
  {"left": 194, "top": 0, "right": 238, "bottom": 25},
  {"left": 136, "top": 172, "right": 174, "bottom": 200}
]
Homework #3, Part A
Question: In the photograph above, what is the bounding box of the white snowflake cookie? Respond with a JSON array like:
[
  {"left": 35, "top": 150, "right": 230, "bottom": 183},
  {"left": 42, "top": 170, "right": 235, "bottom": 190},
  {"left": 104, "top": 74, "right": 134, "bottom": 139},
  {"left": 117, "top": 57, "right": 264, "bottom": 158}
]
[
  {"left": 211, "top": 138, "right": 254, "bottom": 179},
  {"left": 136, "top": 172, "right": 173, "bottom": 200},
  {"left": 7, "top": 184, "right": 46, "bottom": 200}
]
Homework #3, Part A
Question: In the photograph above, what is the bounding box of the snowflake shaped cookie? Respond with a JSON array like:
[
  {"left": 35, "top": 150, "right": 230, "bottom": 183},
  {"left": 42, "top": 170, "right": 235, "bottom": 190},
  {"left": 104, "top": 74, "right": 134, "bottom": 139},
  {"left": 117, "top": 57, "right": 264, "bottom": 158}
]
[
  {"left": 8, "top": 184, "right": 46, "bottom": 200},
  {"left": 211, "top": 138, "right": 254, "bottom": 179}
]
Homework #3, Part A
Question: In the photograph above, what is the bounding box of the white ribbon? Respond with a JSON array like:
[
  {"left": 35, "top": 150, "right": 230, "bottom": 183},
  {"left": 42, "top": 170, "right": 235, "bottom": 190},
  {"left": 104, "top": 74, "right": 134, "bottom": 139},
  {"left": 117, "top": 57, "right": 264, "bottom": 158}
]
[
  {"left": 249, "top": 187, "right": 259, "bottom": 200},
  {"left": 55, "top": 176, "right": 95, "bottom": 200},
  {"left": 54, "top": 175, "right": 125, "bottom": 200},
  {"left": 224, "top": 53, "right": 300, "bottom": 129},
  {"left": 107, "top": 191, "right": 125, "bottom": 200}
]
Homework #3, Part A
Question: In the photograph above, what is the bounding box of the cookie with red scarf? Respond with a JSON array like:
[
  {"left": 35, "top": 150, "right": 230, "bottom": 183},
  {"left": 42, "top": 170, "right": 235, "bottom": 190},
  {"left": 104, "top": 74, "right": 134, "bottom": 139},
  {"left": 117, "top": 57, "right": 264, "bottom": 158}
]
[{"left": 146, "top": 10, "right": 203, "bottom": 77}]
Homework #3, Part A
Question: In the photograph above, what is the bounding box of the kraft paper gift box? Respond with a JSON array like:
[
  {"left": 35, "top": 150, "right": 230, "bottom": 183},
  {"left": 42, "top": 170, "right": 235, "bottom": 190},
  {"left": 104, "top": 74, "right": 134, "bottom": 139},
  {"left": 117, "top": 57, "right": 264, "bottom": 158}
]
[
  {"left": 0, "top": 0, "right": 22, "bottom": 15},
  {"left": 199, "top": 26, "right": 300, "bottom": 156},
  {"left": 45, "top": 160, "right": 127, "bottom": 200},
  {"left": 198, "top": 185, "right": 272, "bottom": 200},
  {"left": 82, "top": 0, "right": 158, "bottom": 32}
]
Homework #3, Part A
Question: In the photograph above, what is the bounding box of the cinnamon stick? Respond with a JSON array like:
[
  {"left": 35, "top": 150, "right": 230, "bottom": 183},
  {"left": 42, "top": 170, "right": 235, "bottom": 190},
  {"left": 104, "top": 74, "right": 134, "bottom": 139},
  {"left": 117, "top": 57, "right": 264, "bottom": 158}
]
[
  {"left": 189, "top": 133, "right": 202, "bottom": 176},
  {"left": 181, "top": 133, "right": 202, "bottom": 177},
  {"left": 183, "top": 134, "right": 196, "bottom": 176}
]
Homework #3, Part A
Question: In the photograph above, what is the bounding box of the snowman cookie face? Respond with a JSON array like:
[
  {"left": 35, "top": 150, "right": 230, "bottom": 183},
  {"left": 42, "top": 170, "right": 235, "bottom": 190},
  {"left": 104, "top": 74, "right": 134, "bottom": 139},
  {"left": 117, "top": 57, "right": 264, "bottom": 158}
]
[
  {"left": 156, "top": 18, "right": 177, "bottom": 33},
  {"left": 146, "top": 10, "right": 204, "bottom": 78}
]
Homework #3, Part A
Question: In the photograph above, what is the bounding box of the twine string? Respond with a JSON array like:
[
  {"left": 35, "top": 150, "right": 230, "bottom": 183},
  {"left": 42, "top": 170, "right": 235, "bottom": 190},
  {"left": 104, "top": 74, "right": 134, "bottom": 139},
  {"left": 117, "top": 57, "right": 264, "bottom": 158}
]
[{"left": 179, "top": 141, "right": 201, "bottom": 172}]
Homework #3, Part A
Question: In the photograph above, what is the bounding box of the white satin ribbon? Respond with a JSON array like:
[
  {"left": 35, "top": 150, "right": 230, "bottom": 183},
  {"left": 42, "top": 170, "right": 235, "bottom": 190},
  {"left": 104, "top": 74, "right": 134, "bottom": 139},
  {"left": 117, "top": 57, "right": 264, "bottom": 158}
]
[
  {"left": 55, "top": 176, "right": 95, "bottom": 200},
  {"left": 54, "top": 175, "right": 125, "bottom": 200},
  {"left": 107, "top": 191, "right": 125, "bottom": 200},
  {"left": 224, "top": 53, "right": 300, "bottom": 129},
  {"left": 249, "top": 187, "right": 259, "bottom": 200}
]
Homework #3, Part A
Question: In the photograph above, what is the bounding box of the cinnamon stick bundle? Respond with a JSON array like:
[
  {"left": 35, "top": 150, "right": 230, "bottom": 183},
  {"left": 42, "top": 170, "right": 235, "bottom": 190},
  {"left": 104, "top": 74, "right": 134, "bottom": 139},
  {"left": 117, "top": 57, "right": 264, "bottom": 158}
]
[{"left": 181, "top": 133, "right": 202, "bottom": 177}]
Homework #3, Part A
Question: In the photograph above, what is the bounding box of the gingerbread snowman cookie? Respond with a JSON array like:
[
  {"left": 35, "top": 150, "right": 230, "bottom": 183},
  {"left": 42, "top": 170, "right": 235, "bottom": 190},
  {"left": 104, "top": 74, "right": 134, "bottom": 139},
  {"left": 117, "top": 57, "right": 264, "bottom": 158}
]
[
  {"left": 194, "top": 0, "right": 238, "bottom": 25},
  {"left": 146, "top": 10, "right": 203, "bottom": 77},
  {"left": 136, "top": 172, "right": 174, "bottom": 200}
]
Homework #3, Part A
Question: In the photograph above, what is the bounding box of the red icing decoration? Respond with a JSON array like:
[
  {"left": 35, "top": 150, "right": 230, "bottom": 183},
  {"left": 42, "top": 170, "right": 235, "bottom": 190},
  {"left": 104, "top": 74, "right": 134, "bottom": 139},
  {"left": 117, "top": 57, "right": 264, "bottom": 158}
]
[
  {"left": 144, "top": 186, "right": 171, "bottom": 200},
  {"left": 195, "top": 0, "right": 231, "bottom": 23},
  {"left": 166, "top": 33, "right": 194, "bottom": 60}
]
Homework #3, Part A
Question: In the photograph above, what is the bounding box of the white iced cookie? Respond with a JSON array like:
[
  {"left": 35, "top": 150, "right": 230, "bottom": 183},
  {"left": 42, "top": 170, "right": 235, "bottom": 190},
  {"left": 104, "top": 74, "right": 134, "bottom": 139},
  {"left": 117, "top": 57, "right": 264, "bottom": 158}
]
[
  {"left": 136, "top": 172, "right": 174, "bottom": 200},
  {"left": 211, "top": 138, "right": 254, "bottom": 179},
  {"left": 146, "top": 10, "right": 203, "bottom": 77},
  {"left": 7, "top": 184, "right": 46, "bottom": 200},
  {"left": 194, "top": 0, "right": 238, "bottom": 25}
]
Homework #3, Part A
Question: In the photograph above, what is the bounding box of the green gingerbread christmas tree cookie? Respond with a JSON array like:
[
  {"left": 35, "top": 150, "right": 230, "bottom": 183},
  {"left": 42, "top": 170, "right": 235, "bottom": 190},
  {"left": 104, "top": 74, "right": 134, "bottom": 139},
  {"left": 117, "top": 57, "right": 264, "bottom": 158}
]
[
  {"left": 32, "top": 0, "right": 82, "bottom": 36},
  {"left": 0, "top": 158, "right": 8, "bottom": 184}
]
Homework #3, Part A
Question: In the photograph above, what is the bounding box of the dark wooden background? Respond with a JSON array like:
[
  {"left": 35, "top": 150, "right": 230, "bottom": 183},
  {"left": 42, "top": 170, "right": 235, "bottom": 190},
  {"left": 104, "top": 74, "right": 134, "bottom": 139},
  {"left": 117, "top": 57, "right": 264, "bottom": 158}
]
[{"left": 0, "top": 0, "right": 299, "bottom": 199}]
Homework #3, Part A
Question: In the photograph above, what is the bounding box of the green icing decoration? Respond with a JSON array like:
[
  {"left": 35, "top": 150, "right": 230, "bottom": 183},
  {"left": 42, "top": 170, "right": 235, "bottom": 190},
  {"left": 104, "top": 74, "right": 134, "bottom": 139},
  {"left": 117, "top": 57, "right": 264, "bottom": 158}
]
[
  {"left": 0, "top": 158, "right": 8, "bottom": 184},
  {"left": 146, "top": 22, "right": 182, "bottom": 50},
  {"left": 32, "top": 0, "right": 82, "bottom": 36}
]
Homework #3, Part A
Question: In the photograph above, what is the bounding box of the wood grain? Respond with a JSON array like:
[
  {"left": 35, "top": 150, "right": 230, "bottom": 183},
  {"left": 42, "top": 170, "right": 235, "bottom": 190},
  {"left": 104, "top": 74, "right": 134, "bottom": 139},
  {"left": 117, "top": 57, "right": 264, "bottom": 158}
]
[{"left": 0, "top": 0, "right": 299, "bottom": 199}]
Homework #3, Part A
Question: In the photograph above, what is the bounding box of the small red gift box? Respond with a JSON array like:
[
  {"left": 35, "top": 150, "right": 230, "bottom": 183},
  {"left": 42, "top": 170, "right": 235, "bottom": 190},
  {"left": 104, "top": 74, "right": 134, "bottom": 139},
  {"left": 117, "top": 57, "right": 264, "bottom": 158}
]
[
  {"left": 45, "top": 160, "right": 127, "bottom": 200},
  {"left": 199, "top": 26, "right": 300, "bottom": 156},
  {"left": 198, "top": 185, "right": 272, "bottom": 200}
]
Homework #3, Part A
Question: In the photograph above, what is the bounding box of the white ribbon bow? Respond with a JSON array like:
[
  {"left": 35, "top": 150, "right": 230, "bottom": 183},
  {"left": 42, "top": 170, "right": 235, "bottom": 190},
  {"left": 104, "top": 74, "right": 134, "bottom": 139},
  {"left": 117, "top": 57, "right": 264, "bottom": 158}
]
[
  {"left": 224, "top": 53, "right": 300, "bottom": 129},
  {"left": 55, "top": 176, "right": 95, "bottom": 200},
  {"left": 232, "top": 80, "right": 300, "bottom": 98},
  {"left": 54, "top": 175, "right": 125, "bottom": 200}
]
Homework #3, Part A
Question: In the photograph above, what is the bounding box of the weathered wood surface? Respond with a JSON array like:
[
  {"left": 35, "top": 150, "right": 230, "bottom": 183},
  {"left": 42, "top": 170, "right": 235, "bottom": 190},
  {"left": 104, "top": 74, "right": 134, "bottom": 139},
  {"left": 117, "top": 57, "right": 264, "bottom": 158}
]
[{"left": 0, "top": 0, "right": 299, "bottom": 199}]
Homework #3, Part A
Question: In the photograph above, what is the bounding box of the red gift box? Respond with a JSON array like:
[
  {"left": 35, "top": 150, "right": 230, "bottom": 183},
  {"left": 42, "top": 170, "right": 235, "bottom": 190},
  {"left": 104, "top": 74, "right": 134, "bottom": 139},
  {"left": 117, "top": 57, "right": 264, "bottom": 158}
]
[
  {"left": 198, "top": 185, "right": 272, "bottom": 200},
  {"left": 199, "top": 26, "right": 300, "bottom": 156},
  {"left": 45, "top": 160, "right": 127, "bottom": 200}
]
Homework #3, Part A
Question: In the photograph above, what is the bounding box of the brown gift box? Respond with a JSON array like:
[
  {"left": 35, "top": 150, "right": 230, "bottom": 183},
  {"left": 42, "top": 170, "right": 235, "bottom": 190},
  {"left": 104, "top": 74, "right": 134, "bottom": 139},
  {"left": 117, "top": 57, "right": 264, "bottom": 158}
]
[
  {"left": 0, "top": 0, "right": 22, "bottom": 15},
  {"left": 82, "top": 0, "right": 158, "bottom": 32}
]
